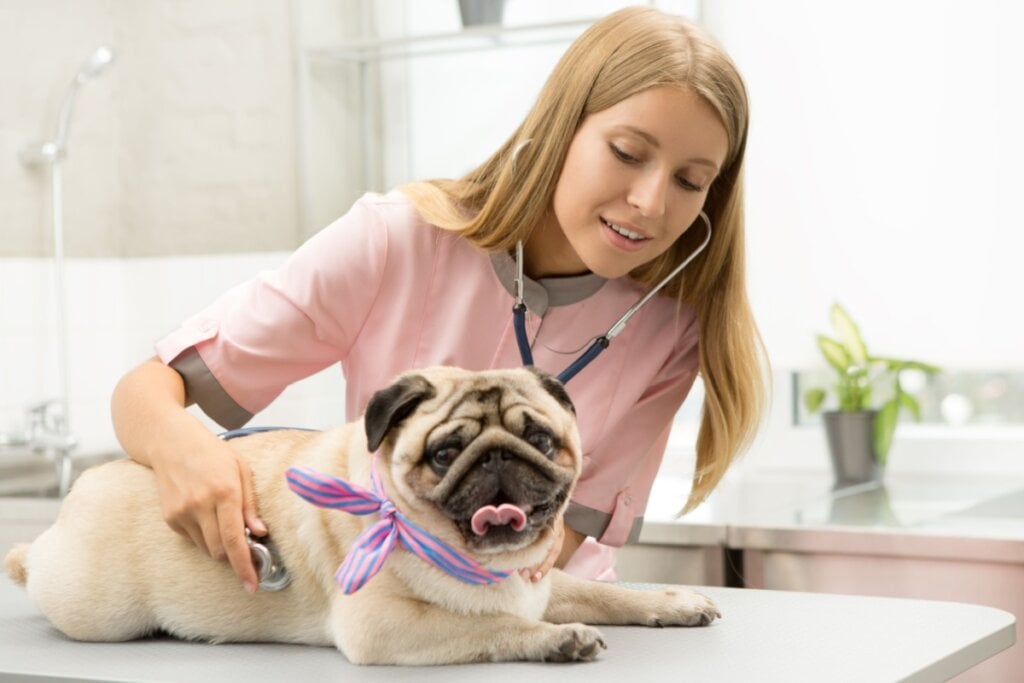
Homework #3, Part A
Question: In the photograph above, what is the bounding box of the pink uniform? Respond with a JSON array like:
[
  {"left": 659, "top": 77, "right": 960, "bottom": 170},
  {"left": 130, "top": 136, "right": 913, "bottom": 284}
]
[{"left": 156, "top": 191, "right": 700, "bottom": 576}]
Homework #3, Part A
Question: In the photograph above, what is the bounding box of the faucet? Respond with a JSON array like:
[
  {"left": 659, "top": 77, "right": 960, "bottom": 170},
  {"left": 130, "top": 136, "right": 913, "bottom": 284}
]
[
  {"left": 11, "top": 46, "right": 111, "bottom": 499},
  {"left": 0, "top": 399, "right": 79, "bottom": 496}
]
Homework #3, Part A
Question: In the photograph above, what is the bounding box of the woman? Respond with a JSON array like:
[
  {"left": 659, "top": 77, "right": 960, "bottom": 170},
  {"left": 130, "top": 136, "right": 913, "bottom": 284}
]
[{"left": 111, "top": 6, "right": 767, "bottom": 594}]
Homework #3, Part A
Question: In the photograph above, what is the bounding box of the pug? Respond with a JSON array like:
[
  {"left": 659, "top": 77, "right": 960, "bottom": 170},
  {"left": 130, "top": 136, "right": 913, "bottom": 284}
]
[{"left": 4, "top": 366, "right": 719, "bottom": 665}]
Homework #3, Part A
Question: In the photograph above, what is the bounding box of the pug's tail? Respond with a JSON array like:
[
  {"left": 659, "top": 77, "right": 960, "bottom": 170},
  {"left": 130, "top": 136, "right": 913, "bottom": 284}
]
[{"left": 4, "top": 543, "right": 30, "bottom": 586}]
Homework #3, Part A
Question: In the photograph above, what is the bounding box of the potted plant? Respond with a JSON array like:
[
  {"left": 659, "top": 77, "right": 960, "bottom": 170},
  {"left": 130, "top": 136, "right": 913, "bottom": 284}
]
[{"left": 803, "top": 303, "right": 939, "bottom": 485}]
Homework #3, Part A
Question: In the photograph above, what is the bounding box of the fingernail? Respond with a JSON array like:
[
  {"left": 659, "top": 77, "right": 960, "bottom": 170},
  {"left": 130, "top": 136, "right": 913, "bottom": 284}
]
[
  {"left": 244, "top": 581, "right": 257, "bottom": 594},
  {"left": 532, "top": 571, "right": 543, "bottom": 582}
]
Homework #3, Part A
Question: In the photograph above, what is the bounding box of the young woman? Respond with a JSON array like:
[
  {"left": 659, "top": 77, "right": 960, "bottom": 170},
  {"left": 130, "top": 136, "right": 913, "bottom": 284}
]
[{"left": 111, "top": 6, "right": 767, "bottom": 594}]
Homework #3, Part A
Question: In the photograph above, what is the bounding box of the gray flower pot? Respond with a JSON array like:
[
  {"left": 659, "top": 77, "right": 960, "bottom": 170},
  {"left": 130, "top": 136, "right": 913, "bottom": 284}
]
[
  {"left": 458, "top": 0, "right": 507, "bottom": 27},
  {"left": 823, "top": 410, "right": 883, "bottom": 487}
]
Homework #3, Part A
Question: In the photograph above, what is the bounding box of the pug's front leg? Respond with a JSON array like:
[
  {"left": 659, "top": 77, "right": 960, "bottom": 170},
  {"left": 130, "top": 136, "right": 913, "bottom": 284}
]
[
  {"left": 331, "top": 587, "right": 606, "bottom": 664},
  {"left": 544, "top": 569, "right": 721, "bottom": 627}
]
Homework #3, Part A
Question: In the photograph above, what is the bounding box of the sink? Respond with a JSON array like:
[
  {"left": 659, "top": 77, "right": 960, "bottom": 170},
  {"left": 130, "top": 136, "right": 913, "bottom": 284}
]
[{"left": 0, "top": 451, "right": 125, "bottom": 498}]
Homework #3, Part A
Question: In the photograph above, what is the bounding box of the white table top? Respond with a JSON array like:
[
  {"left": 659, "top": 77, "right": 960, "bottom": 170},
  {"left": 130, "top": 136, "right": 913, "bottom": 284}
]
[{"left": 0, "top": 575, "right": 1014, "bottom": 682}]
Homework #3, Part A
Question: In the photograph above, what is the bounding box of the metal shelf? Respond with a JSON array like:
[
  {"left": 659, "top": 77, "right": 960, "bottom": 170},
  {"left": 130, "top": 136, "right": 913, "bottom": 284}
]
[{"left": 304, "top": 18, "right": 595, "bottom": 63}]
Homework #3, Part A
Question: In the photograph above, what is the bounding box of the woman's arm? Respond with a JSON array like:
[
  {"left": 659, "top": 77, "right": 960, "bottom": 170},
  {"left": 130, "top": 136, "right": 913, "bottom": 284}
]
[{"left": 110, "top": 357, "right": 264, "bottom": 593}]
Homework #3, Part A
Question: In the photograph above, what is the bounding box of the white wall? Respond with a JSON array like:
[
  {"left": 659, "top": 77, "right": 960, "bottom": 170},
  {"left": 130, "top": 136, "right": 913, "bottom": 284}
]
[
  {"left": 701, "top": 0, "right": 1024, "bottom": 472},
  {"left": 705, "top": 0, "right": 1024, "bottom": 369},
  {"left": 0, "top": 255, "right": 345, "bottom": 457},
  {"left": 0, "top": 0, "right": 298, "bottom": 257}
]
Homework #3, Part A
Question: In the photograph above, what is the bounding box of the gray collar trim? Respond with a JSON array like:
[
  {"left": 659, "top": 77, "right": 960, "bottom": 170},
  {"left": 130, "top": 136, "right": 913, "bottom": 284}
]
[{"left": 489, "top": 250, "right": 606, "bottom": 316}]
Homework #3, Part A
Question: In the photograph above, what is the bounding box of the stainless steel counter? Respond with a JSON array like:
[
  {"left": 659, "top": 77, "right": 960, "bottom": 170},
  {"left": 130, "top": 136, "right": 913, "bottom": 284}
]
[
  {"left": 641, "top": 469, "right": 1024, "bottom": 560},
  {"left": 637, "top": 469, "right": 1024, "bottom": 682}
]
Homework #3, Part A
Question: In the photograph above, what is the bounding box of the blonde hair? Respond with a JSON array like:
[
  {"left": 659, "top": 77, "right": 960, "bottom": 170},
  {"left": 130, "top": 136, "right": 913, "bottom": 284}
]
[{"left": 402, "top": 7, "right": 768, "bottom": 513}]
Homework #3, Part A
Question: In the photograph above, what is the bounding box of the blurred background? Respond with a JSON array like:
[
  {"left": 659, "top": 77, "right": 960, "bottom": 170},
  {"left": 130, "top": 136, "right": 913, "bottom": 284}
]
[
  {"left": 1, "top": 0, "right": 1022, "bottom": 477},
  {"left": 3, "top": 2, "right": 1024, "bottom": 677}
]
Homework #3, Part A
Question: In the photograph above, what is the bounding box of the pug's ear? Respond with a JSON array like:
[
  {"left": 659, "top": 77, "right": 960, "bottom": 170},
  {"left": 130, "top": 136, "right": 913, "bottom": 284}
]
[
  {"left": 365, "top": 374, "right": 437, "bottom": 452},
  {"left": 525, "top": 367, "right": 575, "bottom": 415}
]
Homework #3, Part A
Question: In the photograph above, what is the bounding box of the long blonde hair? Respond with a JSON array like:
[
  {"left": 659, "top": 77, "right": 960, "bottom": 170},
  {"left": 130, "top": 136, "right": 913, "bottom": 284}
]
[{"left": 402, "top": 7, "right": 767, "bottom": 512}]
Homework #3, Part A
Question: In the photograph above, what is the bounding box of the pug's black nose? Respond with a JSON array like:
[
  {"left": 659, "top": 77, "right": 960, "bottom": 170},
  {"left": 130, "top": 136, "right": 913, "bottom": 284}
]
[{"left": 481, "top": 449, "right": 513, "bottom": 472}]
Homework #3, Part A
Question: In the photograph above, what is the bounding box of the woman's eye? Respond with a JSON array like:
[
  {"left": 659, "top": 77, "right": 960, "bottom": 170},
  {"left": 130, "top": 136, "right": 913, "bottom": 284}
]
[
  {"left": 527, "top": 432, "right": 555, "bottom": 457},
  {"left": 609, "top": 143, "right": 639, "bottom": 164},
  {"left": 675, "top": 175, "right": 703, "bottom": 192}
]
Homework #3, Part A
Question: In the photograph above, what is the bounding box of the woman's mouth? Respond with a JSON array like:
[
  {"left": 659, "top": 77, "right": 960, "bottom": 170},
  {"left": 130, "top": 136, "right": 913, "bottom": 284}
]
[{"left": 601, "top": 218, "right": 650, "bottom": 251}]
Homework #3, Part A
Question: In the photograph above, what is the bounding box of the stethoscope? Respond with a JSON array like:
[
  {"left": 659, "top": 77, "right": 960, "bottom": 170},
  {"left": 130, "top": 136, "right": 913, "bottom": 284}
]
[
  {"left": 513, "top": 211, "right": 712, "bottom": 385},
  {"left": 220, "top": 426, "right": 317, "bottom": 592}
]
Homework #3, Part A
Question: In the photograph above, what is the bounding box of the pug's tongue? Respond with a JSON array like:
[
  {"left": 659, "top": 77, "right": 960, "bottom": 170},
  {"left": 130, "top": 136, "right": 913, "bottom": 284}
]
[{"left": 471, "top": 504, "right": 527, "bottom": 535}]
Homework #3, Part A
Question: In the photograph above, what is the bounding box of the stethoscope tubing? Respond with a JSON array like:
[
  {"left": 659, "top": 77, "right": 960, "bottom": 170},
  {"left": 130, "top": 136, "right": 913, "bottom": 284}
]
[{"left": 513, "top": 212, "right": 712, "bottom": 384}]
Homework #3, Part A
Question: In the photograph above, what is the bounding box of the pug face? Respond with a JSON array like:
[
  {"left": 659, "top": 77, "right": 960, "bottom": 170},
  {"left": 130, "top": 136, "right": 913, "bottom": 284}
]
[{"left": 364, "top": 367, "right": 580, "bottom": 555}]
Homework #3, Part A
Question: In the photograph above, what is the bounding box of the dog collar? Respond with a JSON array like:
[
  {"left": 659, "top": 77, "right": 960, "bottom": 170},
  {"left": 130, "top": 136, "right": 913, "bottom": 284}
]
[{"left": 286, "top": 455, "right": 510, "bottom": 594}]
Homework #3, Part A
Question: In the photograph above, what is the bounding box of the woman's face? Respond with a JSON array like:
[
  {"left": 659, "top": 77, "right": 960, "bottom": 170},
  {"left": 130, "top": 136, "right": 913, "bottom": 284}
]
[{"left": 527, "top": 86, "right": 729, "bottom": 280}]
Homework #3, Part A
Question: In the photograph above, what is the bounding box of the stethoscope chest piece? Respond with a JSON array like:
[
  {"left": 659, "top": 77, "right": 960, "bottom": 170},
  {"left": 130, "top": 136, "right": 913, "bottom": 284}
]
[{"left": 246, "top": 528, "right": 291, "bottom": 591}]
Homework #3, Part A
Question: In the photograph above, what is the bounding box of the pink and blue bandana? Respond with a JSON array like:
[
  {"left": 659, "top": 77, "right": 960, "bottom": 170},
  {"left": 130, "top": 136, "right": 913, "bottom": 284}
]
[{"left": 285, "top": 456, "right": 510, "bottom": 594}]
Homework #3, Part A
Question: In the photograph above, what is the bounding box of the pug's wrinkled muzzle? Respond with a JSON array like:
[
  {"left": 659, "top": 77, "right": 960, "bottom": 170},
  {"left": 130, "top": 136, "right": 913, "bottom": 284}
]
[{"left": 433, "top": 442, "right": 571, "bottom": 549}]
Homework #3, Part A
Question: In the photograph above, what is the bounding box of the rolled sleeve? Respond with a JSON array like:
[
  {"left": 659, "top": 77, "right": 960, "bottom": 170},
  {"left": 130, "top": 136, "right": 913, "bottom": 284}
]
[{"left": 167, "top": 347, "right": 253, "bottom": 430}]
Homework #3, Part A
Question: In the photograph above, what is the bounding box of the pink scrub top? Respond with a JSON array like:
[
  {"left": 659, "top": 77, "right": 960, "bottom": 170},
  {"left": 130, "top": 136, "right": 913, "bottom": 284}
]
[{"left": 155, "top": 191, "right": 700, "bottom": 576}]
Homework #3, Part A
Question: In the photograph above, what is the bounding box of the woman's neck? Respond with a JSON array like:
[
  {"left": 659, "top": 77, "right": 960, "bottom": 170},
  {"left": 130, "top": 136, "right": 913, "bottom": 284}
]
[{"left": 522, "top": 217, "right": 589, "bottom": 279}]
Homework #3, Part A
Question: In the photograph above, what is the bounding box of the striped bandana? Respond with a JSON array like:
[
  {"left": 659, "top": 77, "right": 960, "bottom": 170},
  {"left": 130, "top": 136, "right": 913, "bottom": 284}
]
[{"left": 285, "top": 456, "right": 510, "bottom": 594}]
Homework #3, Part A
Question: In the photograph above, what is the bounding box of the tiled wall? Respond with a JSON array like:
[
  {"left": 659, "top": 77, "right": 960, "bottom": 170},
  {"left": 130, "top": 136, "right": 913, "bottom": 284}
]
[
  {"left": 1, "top": 0, "right": 298, "bottom": 258},
  {"left": 0, "top": 254, "right": 346, "bottom": 457}
]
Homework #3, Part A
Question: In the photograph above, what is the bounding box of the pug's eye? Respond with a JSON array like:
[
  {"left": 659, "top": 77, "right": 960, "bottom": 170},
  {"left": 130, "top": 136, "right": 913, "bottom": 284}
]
[
  {"left": 527, "top": 431, "right": 555, "bottom": 458},
  {"left": 429, "top": 446, "right": 460, "bottom": 471}
]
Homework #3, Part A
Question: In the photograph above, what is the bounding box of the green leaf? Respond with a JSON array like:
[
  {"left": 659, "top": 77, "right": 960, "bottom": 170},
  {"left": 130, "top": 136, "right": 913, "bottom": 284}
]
[
  {"left": 871, "top": 357, "right": 941, "bottom": 375},
  {"left": 817, "top": 335, "right": 852, "bottom": 373},
  {"left": 900, "top": 392, "right": 922, "bottom": 421},
  {"left": 830, "top": 303, "right": 869, "bottom": 364},
  {"left": 873, "top": 400, "right": 900, "bottom": 466},
  {"left": 804, "top": 387, "right": 826, "bottom": 413}
]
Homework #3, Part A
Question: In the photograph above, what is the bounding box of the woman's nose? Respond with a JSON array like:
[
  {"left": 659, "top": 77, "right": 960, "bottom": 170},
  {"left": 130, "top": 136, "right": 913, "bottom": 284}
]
[{"left": 626, "top": 171, "right": 668, "bottom": 219}]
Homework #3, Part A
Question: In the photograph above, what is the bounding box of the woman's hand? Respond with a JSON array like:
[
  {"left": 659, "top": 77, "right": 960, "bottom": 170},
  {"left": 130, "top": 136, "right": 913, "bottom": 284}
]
[
  {"left": 151, "top": 437, "right": 267, "bottom": 593},
  {"left": 520, "top": 517, "right": 585, "bottom": 582},
  {"left": 111, "top": 357, "right": 265, "bottom": 593}
]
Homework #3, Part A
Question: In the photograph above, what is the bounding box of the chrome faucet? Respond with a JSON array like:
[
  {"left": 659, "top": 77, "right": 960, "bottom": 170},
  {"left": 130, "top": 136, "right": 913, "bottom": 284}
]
[
  {"left": 0, "top": 399, "right": 79, "bottom": 496},
  {"left": 9, "top": 46, "right": 112, "bottom": 498}
]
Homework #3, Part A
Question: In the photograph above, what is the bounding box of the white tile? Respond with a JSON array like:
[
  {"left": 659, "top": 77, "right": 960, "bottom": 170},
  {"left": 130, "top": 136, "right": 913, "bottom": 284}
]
[
  {"left": 65, "top": 258, "right": 124, "bottom": 335},
  {"left": 0, "top": 259, "right": 51, "bottom": 336},
  {"left": 67, "top": 331, "right": 123, "bottom": 402},
  {"left": 67, "top": 398, "right": 119, "bottom": 455}
]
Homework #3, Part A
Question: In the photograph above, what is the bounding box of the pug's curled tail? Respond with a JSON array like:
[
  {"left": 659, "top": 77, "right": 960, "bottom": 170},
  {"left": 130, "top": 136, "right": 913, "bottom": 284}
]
[{"left": 4, "top": 543, "right": 29, "bottom": 586}]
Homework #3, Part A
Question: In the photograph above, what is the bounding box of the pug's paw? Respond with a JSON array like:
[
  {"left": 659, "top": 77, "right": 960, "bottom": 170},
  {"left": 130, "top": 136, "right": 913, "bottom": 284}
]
[
  {"left": 540, "top": 624, "right": 607, "bottom": 662},
  {"left": 646, "top": 588, "right": 721, "bottom": 627}
]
